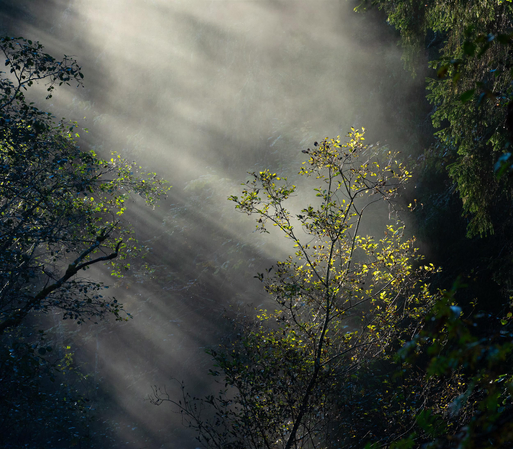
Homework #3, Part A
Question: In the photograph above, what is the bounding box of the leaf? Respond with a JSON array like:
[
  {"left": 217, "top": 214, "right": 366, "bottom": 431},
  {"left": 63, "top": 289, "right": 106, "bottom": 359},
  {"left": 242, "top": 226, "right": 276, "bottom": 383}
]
[
  {"left": 477, "top": 41, "right": 491, "bottom": 58},
  {"left": 463, "top": 41, "right": 477, "bottom": 56},
  {"left": 497, "top": 33, "right": 512, "bottom": 44},
  {"left": 437, "top": 65, "right": 449, "bottom": 79},
  {"left": 464, "top": 25, "right": 475, "bottom": 38},
  {"left": 494, "top": 153, "right": 512, "bottom": 179},
  {"left": 477, "top": 92, "right": 486, "bottom": 106}
]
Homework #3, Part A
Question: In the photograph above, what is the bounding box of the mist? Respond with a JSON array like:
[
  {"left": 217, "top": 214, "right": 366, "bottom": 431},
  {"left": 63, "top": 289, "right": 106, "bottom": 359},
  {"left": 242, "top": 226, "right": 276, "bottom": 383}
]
[{"left": 1, "top": 1, "right": 429, "bottom": 447}]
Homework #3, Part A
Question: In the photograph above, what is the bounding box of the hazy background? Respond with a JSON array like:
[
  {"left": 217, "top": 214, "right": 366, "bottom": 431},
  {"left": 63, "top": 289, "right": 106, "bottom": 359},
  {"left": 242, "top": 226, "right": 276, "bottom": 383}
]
[{"left": 1, "top": 1, "right": 429, "bottom": 447}]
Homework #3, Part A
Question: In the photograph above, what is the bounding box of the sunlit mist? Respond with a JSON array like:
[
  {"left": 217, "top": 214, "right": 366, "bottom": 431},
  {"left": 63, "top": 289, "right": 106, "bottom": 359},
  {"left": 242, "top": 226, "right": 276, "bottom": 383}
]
[{"left": 1, "top": 0, "right": 427, "bottom": 447}]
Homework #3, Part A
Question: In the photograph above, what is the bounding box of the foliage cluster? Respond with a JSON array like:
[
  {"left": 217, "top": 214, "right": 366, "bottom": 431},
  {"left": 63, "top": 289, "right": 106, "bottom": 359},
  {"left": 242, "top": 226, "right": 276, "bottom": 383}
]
[
  {"left": 393, "top": 284, "right": 513, "bottom": 448},
  {"left": 152, "top": 126, "right": 513, "bottom": 448},
  {"left": 0, "top": 37, "right": 168, "bottom": 447},
  {"left": 357, "top": 0, "right": 513, "bottom": 237}
]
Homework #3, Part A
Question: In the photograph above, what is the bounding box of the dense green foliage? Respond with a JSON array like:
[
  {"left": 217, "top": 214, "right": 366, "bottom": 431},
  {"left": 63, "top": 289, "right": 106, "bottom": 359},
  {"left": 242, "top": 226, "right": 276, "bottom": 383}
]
[
  {"left": 393, "top": 284, "right": 513, "bottom": 448},
  {"left": 0, "top": 37, "right": 168, "bottom": 448},
  {"left": 357, "top": 0, "right": 513, "bottom": 237}
]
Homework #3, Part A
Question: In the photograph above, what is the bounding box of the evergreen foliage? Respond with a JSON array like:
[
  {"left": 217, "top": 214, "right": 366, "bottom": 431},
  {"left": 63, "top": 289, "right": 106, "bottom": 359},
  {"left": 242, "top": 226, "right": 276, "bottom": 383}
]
[{"left": 358, "top": 0, "right": 513, "bottom": 236}]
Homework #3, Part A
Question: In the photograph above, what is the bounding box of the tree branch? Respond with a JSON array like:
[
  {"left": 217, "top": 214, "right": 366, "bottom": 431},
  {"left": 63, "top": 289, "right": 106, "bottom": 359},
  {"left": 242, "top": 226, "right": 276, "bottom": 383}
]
[{"left": 0, "top": 235, "right": 122, "bottom": 336}]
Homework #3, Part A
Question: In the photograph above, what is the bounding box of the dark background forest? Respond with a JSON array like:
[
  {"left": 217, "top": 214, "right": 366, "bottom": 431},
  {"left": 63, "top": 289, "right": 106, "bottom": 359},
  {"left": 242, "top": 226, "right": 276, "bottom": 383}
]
[{"left": 1, "top": 1, "right": 513, "bottom": 448}]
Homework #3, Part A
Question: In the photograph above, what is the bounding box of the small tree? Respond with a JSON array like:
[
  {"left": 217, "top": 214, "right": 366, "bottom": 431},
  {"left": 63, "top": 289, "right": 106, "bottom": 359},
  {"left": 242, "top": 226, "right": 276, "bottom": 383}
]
[{"left": 152, "top": 130, "right": 441, "bottom": 449}]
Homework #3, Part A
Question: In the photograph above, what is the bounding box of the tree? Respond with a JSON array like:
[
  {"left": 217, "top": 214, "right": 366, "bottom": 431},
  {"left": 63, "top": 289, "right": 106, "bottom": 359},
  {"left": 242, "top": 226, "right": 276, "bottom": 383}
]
[
  {"left": 0, "top": 36, "right": 169, "bottom": 448},
  {"left": 356, "top": 0, "right": 513, "bottom": 237},
  {"left": 0, "top": 36, "right": 169, "bottom": 336},
  {"left": 152, "top": 130, "right": 441, "bottom": 449}
]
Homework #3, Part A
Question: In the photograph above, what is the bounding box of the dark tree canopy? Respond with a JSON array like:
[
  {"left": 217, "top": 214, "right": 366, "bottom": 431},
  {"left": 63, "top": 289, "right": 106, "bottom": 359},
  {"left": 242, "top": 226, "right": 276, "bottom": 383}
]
[
  {"left": 0, "top": 36, "right": 168, "bottom": 448},
  {"left": 358, "top": 0, "right": 513, "bottom": 237},
  {"left": 0, "top": 37, "right": 169, "bottom": 335}
]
